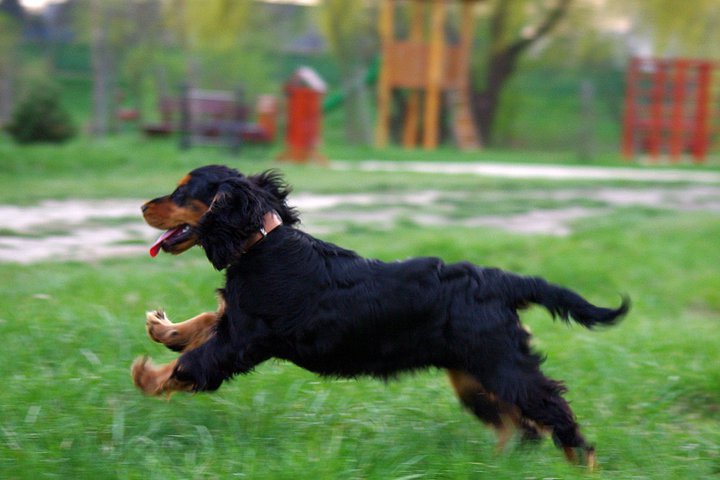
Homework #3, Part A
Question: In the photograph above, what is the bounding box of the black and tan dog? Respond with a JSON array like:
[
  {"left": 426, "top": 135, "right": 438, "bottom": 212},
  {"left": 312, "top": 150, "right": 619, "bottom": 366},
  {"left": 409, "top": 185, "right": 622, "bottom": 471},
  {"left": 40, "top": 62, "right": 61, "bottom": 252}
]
[{"left": 132, "top": 164, "right": 628, "bottom": 468}]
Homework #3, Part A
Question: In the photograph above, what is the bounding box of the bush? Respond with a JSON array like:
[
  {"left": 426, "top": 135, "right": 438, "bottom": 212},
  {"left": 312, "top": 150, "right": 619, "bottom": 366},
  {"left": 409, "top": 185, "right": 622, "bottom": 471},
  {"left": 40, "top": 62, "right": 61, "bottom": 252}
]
[{"left": 5, "top": 82, "right": 76, "bottom": 144}]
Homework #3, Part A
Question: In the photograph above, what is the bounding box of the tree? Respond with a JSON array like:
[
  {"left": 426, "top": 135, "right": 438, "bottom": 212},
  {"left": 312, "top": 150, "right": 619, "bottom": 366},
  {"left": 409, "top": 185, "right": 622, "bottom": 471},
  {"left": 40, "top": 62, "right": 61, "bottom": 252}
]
[
  {"left": 0, "top": 0, "right": 23, "bottom": 20},
  {"left": 608, "top": 0, "right": 720, "bottom": 58},
  {"left": 6, "top": 80, "right": 76, "bottom": 143},
  {"left": 120, "top": 0, "right": 164, "bottom": 123},
  {"left": 471, "top": 0, "right": 573, "bottom": 145},
  {"left": 318, "top": 0, "right": 375, "bottom": 145},
  {"left": 82, "top": 0, "right": 166, "bottom": 135},
  {"left": 161, "top": 0, "right": 282, "bottom": 93},
  {"left": 77, "top": 0, "right": 138, "bottom": 136},
  {"left": 0, "top": 10, "right": 20, "bottom": 126},
  {"left": 88, "top": 0, "right": 116, "bottom": 135}
]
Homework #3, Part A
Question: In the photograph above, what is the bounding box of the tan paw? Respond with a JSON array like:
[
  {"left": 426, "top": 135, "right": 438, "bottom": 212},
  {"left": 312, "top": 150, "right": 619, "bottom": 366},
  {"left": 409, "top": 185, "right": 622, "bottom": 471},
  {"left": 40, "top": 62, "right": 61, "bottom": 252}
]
[
  {"left": 131, "top": 356, "right": 172, "bottom": 395},
  {"left": 131, "top": 356, "right": 194, "bottom": 396},
  {"left": 146, "top": 310, "right": 184, "bottom": 351}
]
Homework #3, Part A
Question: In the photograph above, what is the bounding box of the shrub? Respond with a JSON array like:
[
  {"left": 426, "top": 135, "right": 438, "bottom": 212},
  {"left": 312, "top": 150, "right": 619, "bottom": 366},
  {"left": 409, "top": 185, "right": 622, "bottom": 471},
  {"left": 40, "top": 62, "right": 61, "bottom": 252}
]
[{"left": 5, "top": 82, "right": 76, "bottom": 144}]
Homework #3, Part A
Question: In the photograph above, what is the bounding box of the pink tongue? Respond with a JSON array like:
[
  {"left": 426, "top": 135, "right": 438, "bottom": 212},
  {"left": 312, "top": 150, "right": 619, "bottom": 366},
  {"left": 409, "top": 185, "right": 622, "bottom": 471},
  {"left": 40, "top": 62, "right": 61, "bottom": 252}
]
[{"left": 149, "top": 227, "right": 183, "bottom": 257}]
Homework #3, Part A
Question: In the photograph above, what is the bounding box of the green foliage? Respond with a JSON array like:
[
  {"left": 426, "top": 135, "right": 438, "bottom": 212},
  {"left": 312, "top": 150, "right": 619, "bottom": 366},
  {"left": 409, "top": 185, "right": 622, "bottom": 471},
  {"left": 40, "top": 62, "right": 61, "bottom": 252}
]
[
  {"left": 160, "top": 0, "right": 290, "bottom": 95},
  {"left": 319, "top": 0, "right": 374, "bottom": 63},
  {"left": 0, "top": 11, "right": 20, "bottom": 54},
  {"left": 607, "top": 0, "right": 720, "bottom": 58},
  {"left": 5, "top": 82, "right": 76, "bottom": 144}
]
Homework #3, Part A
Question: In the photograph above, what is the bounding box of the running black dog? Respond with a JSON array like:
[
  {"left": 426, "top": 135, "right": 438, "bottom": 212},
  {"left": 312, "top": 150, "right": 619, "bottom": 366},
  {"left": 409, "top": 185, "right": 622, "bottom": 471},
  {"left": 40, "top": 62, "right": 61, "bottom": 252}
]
[{"left": 132, "top": 164, "right": 628, "bottom": 468}]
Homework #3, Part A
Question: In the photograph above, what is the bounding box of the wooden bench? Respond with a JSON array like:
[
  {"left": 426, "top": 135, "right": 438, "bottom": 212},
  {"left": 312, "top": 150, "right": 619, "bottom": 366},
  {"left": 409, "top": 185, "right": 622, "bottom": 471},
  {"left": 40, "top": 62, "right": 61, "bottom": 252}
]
[
  {"left": 141, "top": 86, "right": 277, "bottom": 150},
  {"left": 178, "top": 87, "right": 248, "bottom": 151},
  {"left": 141, "top": 96, "right": 177, "bottom": 137}
]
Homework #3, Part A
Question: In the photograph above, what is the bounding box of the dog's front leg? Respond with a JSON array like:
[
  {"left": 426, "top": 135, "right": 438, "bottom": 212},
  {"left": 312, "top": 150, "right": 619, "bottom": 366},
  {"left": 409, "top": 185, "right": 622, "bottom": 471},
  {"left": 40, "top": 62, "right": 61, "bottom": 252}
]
[
  {"left": 145, "top": 296, "right": 226, "bottom": 353},
  {"left": 132, "top": 325, "right": 267, "bottom": 395},
  {"left": 131, "top": 357, "right": 194, "bottom": 396},
  {"left": 146, "top": 310, "right": 218, "bottom": 353},
  {"left": 170, "top": 333, "right": 268, "bottom": 392}
]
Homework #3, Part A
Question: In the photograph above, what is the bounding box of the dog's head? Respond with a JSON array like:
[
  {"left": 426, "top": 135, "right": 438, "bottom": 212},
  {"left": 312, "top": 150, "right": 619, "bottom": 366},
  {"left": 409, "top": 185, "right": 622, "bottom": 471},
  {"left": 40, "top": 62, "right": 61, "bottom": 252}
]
[{"left": 143, "top": 165, "right": 299, "bottom": 268}]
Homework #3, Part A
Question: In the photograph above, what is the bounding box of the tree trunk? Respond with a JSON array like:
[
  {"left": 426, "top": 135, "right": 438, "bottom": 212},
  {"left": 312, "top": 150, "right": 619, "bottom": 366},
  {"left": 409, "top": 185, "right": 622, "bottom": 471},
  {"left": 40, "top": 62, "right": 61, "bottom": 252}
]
[
  {"left": 0, "top": 74, "right": 11, "bottom": 126},
  {"left": 342, "top": 66, "right": 372, "bottom": 145},
  {"left": 0, "top": 15, "right": 19, "bottom": 127},
  {"left": 472, "top": 0, "right": 572, "bottom": 144},
  {"left": 474, "top": 48, "right": 517, "bottom": 145},
  {"left": 90, "top": 0, "right": 115, "bottom": 136}
]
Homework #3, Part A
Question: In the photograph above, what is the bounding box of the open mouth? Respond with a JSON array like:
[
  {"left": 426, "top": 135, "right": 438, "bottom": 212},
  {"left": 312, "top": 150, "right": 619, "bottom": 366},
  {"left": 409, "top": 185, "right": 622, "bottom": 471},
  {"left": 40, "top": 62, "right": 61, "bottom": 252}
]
[{"left": 149, "top": 224, "right": 193, "bottom": 257}]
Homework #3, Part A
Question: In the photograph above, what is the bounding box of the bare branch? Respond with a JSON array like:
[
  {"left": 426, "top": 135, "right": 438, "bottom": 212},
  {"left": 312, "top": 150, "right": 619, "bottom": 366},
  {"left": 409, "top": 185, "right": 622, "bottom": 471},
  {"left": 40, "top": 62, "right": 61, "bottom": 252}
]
[{"left": 508, "top": 0, "right": 573, "bottom": 56}]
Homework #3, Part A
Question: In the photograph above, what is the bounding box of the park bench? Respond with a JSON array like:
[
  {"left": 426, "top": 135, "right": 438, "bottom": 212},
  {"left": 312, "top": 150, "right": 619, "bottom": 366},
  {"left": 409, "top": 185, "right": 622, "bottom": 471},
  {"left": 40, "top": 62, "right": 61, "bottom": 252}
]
[{"left": 139, "top": 87, "right": 276, "bottom": 151}]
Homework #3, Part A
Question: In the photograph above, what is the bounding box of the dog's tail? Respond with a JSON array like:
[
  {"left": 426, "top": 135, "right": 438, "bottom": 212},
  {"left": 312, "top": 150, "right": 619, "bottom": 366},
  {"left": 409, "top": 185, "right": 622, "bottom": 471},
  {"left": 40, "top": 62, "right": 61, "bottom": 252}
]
[{"left": 508, "top": 272, "right": 629, "bottom": 329}]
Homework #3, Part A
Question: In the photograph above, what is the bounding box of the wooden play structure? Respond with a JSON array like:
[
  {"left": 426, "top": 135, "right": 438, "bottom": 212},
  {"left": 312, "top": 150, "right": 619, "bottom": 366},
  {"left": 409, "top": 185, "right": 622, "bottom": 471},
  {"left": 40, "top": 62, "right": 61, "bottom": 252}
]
[
  {"left": 376, "top": 0, "right": 481, "bottom": 150},
  {"left": 622, "top": 57, "right": 720, "bottom": 163}
]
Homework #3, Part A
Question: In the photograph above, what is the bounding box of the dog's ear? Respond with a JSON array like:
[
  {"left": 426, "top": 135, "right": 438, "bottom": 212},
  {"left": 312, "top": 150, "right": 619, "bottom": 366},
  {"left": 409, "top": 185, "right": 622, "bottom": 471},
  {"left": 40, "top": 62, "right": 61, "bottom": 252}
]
[
  {"left": 248, "top": 170, "right": 300, "bottom": 226},
  {"left": 198, "top": 178, "right": 267, "bottom": 270}
]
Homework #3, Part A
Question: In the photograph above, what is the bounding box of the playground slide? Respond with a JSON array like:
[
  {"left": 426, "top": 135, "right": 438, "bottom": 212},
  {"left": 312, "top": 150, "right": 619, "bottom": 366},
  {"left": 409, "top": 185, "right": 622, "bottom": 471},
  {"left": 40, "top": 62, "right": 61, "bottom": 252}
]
[{"left": 322, "top": 56, "right": 380, "bottom": 112}]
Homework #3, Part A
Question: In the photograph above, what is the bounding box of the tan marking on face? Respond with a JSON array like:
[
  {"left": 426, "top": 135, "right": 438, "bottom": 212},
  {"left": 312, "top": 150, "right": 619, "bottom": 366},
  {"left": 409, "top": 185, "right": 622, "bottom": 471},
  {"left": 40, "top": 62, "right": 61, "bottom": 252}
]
[
  {"left": 177, "top": 174, "right": 192, "bottom": 186},
  {"left": 142, "top": 198, "right": 209, "bottom": 230}
]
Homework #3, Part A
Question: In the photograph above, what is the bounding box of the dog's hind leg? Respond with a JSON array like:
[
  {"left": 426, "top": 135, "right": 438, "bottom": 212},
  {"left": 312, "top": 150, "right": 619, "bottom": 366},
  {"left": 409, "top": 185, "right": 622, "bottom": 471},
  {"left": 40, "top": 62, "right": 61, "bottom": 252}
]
[
  {"left": 145, "top": 295, "right": 226, "bottom": 353},
  {"left": 446, "top": 369, "right": 542, "bottom": 452},
  {"left": 475, "top": 361, "right": 596, "bottom": 469}
]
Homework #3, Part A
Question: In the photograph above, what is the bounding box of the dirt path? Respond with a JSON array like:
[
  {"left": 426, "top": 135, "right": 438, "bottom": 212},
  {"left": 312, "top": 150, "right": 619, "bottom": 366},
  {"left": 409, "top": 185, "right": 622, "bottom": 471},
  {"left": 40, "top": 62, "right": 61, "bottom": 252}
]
[
  {"left": 2, "top": 179, "right": 719, "bottom": 264},
  {"left": 334, "top": 161, "right": 720, "bottom": 183}
]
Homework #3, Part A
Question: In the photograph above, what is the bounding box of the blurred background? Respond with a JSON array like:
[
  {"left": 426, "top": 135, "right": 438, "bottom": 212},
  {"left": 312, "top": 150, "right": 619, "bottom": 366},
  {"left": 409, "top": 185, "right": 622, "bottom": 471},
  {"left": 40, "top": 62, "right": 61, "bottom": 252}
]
[
  {"left": 1, "top": 0, "right": 719, "bottom": 159},
  {"left": 1, "top": 2, "right": 719, "bottom": 479}
]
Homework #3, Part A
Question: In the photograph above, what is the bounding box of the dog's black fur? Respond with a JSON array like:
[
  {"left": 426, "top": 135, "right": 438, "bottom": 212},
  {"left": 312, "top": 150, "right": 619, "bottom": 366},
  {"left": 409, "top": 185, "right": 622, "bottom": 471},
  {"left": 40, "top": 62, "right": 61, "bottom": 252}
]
[{"left": 141, "top": 164, "right": 629, "bottom": 463}]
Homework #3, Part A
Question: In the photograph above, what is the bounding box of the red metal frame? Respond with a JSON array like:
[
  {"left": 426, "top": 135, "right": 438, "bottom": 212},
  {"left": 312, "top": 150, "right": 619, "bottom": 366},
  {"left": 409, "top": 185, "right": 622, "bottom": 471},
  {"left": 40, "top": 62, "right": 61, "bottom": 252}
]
[{"left": 622, "top": 57, "right": 718, "bottom": 163}]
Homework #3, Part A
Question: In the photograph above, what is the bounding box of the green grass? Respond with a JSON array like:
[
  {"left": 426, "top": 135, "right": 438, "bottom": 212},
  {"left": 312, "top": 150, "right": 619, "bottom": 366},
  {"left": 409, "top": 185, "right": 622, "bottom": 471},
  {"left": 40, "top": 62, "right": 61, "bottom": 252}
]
[
  {"left": 1, "top": 134, "right": 718, "bottom": 205},
  {"left": 0, "top": 138, "right": 719, "bottom": 478}
]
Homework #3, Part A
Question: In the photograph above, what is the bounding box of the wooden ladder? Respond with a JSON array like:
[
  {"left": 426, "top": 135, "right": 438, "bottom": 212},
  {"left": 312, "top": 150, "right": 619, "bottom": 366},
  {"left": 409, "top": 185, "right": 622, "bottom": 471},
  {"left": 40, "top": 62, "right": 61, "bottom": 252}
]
[{"left": 450, "top": 87, "right": 481, "bottom": 150}]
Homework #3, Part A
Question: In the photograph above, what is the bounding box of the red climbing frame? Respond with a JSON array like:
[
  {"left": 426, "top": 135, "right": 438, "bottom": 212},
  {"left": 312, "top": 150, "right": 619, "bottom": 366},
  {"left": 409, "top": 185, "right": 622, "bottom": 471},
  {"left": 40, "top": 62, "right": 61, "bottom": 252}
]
[{"left": 621, "top": 57, "right": 719, "bottom": 163}]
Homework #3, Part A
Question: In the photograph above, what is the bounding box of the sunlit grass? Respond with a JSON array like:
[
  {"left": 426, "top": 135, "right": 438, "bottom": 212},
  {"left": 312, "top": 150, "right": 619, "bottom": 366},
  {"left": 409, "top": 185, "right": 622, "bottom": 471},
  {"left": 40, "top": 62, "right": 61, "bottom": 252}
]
[
  {"left": 1, "top": 206, "right": 719, "bottom": 478},
  {"left": 0, "top": 140, "right": 719, "bottom": 478}
]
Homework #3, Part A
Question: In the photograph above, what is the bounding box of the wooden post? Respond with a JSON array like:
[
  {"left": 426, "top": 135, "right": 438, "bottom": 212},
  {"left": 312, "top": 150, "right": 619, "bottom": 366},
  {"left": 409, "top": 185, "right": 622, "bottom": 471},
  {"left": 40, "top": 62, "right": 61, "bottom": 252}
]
[
  {"left": 668, "top": 60, "right": 688, "bottom": 162},
  {"left": 376, "top": 0, "right": 394, "bottom": 148},
  {"left": 402, "top": 0, "right": 425, "bottom": 148},
  {"left": 578, "top": 80, "right": 596, "bottom": 160},
  {"left": 179, "top": 83, "right": 191, "bottom": 150},
  {"left": 648, "top": 60, "right": 666, "bottom": 160},
  {"left": 621, "top": 57, "right": 639, "bottom": 159},
  {"left": 423, "top": 0, "right": 446, "bottom": 149},
  {"left": 692, "top": 61, "right": 712, "bottom": 163},
  {"left": 457, "top": 1, "right": 475, "bottom": 89},
  {"left": 452, "top": 0, "right": 481, "bottom": 149}
]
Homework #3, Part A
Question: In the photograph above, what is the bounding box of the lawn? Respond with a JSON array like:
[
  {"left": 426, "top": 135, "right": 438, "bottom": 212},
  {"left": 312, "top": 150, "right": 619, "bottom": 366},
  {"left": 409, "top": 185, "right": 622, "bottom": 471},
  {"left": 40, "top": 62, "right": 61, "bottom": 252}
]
[{"left": 0, "top": 136, "right": 719, "bottom": 479}]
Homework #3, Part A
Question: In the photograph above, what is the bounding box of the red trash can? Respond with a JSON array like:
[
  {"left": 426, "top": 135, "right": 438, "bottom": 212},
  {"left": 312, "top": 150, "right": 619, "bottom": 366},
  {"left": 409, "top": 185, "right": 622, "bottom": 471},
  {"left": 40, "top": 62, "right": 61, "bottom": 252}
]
[{"left": 279, "top": 66, "right": 327, "bottom": 164}]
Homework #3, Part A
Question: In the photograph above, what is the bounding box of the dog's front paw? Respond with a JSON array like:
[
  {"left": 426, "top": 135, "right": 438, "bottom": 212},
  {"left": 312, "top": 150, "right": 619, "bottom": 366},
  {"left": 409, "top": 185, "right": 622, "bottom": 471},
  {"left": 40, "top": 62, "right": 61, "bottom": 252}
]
[
  {"left": 146, "top": 310, "right": 183, "bottom": 350},
  {"left": 131, "top": 357, "right": 193, "bottom": 396},
  {"left": 131, "top": 356, "right": 171, "bottom": 396}
]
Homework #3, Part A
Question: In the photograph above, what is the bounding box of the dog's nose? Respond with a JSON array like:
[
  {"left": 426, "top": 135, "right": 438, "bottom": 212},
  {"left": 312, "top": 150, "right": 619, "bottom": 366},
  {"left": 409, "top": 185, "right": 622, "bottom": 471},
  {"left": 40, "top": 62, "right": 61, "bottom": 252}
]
[{"left": 141, "top": 203, "right": 149, "bottom": 213}]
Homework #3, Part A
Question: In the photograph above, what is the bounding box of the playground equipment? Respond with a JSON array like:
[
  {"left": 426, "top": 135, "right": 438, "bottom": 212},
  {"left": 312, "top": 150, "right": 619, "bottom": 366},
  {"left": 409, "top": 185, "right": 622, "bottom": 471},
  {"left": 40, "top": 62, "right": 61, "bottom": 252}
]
[
  {"left": 322, "top": 56, "right": 379, "bottom": 113},
  {"left": 278, "top": 66, "right": 327, "bottom": 164},
  {"left": 622, "top": 57, "right": 719, "bottom": 163},
  {"left": 376, "top": 0, "right": 481, "bottom": 150}
]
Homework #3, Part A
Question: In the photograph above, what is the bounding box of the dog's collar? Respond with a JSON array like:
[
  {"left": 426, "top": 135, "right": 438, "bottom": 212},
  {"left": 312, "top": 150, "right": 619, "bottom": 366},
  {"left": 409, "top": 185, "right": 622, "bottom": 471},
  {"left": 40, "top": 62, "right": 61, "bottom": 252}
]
[{"left": 240, "top": 211, "right": 283, "bottom": 254}]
